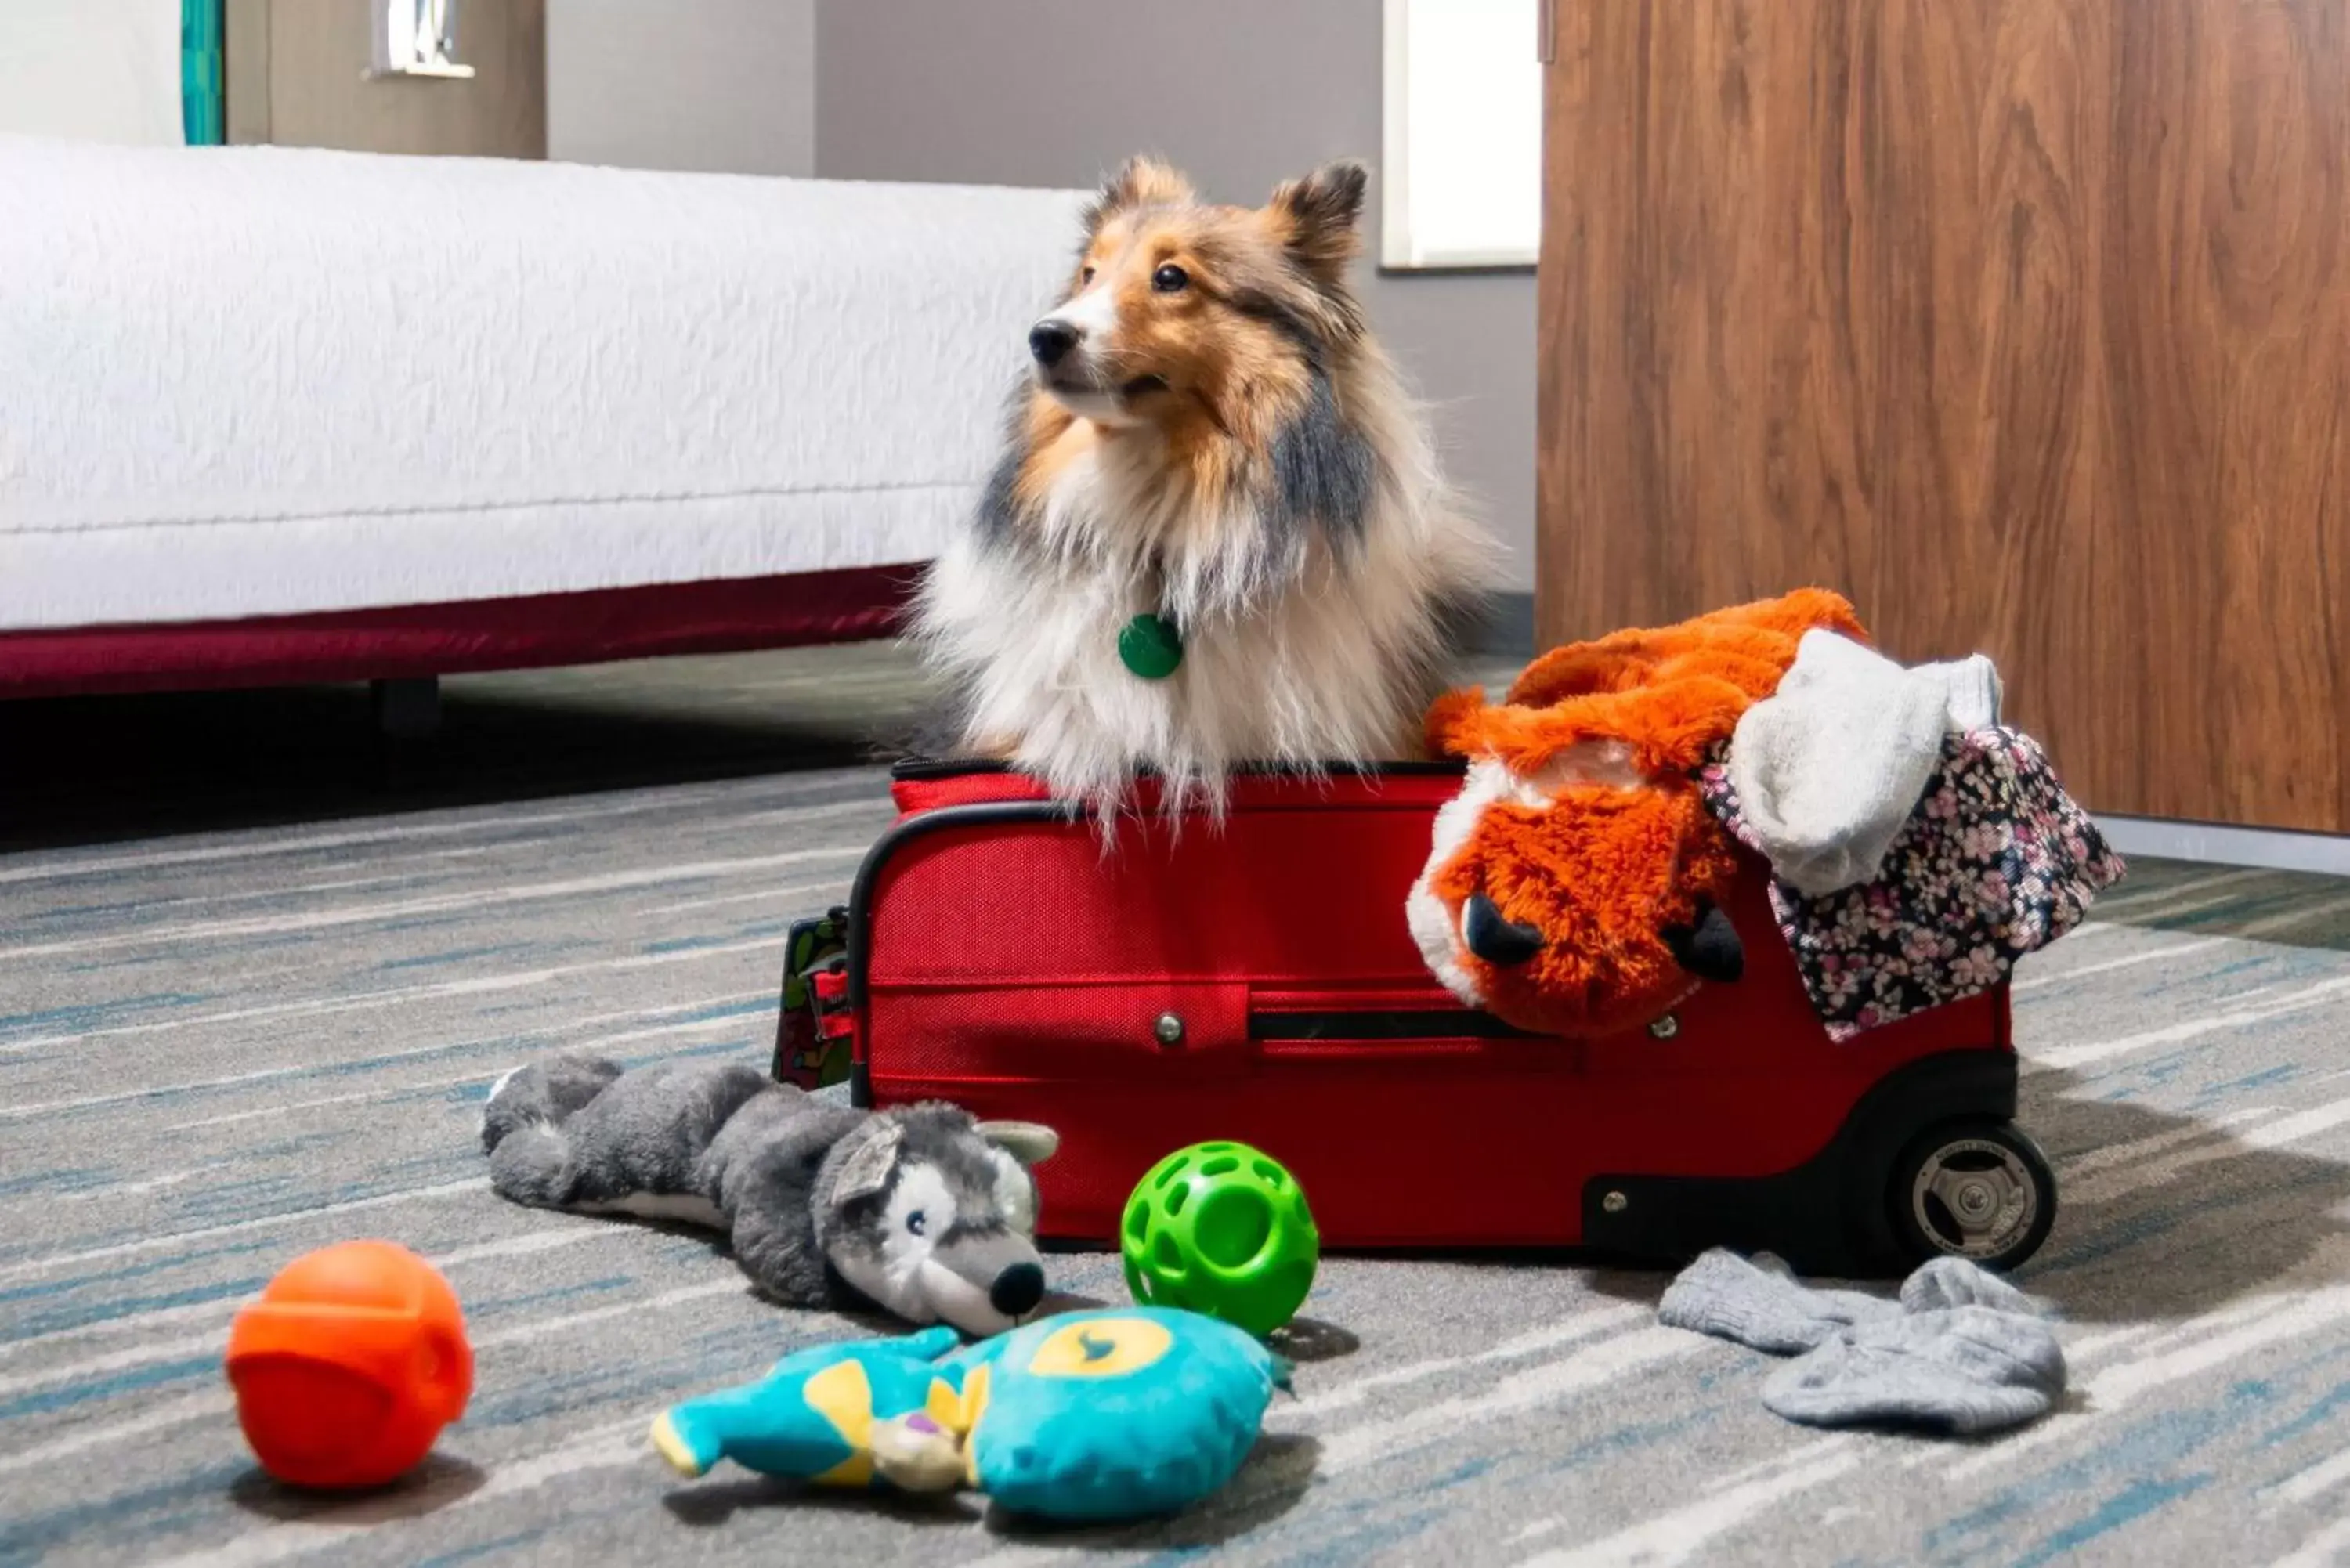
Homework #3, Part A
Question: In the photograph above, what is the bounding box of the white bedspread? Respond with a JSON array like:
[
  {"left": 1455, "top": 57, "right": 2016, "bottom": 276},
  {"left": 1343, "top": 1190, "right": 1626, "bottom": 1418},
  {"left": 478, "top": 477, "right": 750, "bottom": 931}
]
[{"left": 0, "top": 136, "right": 1085, "bottom": 630}]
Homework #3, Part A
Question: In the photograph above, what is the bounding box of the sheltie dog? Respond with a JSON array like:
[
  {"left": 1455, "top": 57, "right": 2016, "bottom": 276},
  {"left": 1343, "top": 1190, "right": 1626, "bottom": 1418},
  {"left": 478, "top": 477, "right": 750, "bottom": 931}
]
[{"left": 913, "top": 155, "right": 1502, "bottom": 813}]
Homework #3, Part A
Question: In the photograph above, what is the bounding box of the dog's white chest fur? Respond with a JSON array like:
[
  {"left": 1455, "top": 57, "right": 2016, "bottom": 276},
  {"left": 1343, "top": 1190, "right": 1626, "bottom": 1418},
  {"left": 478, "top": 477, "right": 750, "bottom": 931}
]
[{"left": 916, "top": 439, "right": 1479, "bottom": 810}]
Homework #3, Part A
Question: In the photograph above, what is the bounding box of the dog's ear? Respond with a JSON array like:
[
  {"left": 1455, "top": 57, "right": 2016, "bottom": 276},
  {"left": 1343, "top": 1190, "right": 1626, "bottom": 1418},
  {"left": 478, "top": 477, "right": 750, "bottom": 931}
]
[
  {"left": 1267, "top": 160, "right": 1369, "bottom": 285},
  {"left": 830, "top": 1120, "right": 903, "bottom": 1204},
  {"left": 1084, "top": 154, "right": 1195, "bottom": 233},
  {"left": 974, "top": 1121, "right": 1060, "bottom": 1167}
]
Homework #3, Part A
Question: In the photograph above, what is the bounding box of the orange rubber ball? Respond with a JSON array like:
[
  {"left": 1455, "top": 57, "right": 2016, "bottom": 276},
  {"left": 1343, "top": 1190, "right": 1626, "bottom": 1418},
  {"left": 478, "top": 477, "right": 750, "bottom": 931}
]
[{"left": 224, "top": 1240, "right": 474, "bottom": 1489}]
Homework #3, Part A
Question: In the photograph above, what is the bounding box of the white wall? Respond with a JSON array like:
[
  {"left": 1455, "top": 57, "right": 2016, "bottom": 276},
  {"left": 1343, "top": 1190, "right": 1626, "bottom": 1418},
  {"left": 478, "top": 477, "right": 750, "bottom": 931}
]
[
  {"left": 547, "top": 0, "right": 813, "bottom": 176},
  {"left": 0, "top": 0, "right": 183, "bottom": 146},
  {"left": 812, "top": 0, "right": 1538, "bottom": 589}
]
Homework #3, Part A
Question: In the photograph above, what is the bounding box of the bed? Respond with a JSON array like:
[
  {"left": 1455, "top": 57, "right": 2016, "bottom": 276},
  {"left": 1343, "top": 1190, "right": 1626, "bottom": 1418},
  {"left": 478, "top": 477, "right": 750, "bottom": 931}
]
[{"left": 0, "top": 135, "right": 1086, "bottom": 699}]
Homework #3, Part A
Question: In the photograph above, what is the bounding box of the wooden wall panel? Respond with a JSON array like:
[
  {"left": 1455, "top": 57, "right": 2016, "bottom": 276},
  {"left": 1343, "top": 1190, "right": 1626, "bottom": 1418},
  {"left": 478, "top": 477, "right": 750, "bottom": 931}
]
[{"left": 1538, "top": 0, "right": 2350, "bottom": 831}]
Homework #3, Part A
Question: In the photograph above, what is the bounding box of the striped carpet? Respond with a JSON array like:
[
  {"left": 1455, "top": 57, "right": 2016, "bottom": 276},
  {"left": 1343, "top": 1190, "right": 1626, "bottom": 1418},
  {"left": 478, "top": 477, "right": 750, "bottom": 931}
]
[{"left": 8, "top": 648, "right": 2350, "bottom": 1566}]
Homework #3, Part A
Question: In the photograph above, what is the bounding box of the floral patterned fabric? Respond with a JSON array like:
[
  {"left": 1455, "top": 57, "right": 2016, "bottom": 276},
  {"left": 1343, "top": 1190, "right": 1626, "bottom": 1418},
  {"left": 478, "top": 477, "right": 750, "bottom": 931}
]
[{"left": 1697, "top": 727, "right": 2126, "bottom": 1040}]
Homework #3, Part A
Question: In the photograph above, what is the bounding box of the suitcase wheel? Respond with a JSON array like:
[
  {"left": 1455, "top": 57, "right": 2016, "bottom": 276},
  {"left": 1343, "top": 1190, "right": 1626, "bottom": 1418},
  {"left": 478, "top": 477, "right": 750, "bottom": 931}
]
[{"left": 1885, "top": 1117, "right": 2057, "bottom": 1274}]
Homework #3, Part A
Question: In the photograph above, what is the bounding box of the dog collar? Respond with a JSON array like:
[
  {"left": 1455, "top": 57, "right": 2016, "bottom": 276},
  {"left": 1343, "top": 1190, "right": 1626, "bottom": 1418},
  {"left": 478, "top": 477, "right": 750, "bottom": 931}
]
[{"left": 1118, "top": 614, "right": 1184, "bottom": 681}]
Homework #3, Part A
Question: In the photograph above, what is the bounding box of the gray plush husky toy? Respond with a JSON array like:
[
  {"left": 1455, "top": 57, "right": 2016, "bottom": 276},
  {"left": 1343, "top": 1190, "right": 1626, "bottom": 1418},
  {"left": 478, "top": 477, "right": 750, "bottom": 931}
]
[{"left": 479, "top": 1055, "right": 1060, "bottom": 1337}]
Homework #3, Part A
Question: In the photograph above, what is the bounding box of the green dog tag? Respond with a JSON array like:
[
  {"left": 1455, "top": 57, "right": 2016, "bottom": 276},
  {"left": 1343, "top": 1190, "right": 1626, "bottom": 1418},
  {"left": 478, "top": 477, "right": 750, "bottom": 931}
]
[{"left": 1118, "top": 613, "right": 1184, "bottom": 681}]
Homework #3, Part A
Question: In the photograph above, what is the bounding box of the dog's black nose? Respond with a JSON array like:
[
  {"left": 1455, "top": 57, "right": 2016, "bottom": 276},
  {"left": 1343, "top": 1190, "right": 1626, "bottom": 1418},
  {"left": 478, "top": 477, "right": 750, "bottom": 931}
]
[
  {"left": 1028, "top": 321, "right": 1079, "bottom": 367},
  {"left": 990, "top": 1261, "right": 1047, "bottom": 1317}
]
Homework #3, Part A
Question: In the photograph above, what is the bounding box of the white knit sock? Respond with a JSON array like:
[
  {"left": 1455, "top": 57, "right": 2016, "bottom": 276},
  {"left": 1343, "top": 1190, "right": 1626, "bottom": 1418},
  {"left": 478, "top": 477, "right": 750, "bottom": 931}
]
[
  {"left": 1918, "top": 653, "right": 2003, "bottom": 731},
  {"left": 1726, "top": 630, "right": 1951, "bottom": 897}
]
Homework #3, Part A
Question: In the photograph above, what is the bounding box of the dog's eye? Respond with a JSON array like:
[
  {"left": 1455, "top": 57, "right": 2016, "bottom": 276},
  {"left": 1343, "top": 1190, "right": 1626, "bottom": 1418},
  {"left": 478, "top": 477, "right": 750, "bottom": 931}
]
[
  {"left": 1080, "top": 266, "right": 1096, "bottom": 285},
  {"left": 906, "top": 1210, "right": 927, "bottom": 1237},
  {"left": 1152, "top": 263, "right": 1189, "bottom": 293}
]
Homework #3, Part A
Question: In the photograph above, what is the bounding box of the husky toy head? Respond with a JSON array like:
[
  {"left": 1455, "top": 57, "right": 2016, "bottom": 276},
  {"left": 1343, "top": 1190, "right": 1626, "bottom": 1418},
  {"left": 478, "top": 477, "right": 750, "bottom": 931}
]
[
  {"left": 814, "top": 1103, "right": 1061, "bottom": 1339},
  {"left": 480, "top": 1057, "right": 1062, "bottom": 1339}
]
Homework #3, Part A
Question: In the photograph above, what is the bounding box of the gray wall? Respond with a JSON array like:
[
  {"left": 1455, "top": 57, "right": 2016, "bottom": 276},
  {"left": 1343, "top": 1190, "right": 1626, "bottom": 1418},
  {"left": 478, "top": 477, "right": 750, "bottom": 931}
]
[
  {"left": 812, "top": 0, "right": 1538, "bottom": 587},
  {"left": 548, "top": 0, "right": 814, "bottom": 176}
]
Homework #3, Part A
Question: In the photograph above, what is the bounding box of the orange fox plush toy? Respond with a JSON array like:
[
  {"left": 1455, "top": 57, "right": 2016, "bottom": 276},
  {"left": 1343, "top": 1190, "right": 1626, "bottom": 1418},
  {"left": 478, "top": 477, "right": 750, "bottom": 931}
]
[{"left": 1407, "top": 589, "right": 1867, "bottom": 1037}]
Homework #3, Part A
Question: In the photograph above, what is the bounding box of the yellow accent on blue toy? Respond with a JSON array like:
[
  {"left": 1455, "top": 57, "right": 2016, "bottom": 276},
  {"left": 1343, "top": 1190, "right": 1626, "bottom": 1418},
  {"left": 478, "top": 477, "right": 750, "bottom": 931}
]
[
  {"left": 650, "top": 1309, "right": 1286, "bottom": 1523},
  {"left": 1022, "top": 1315, "right": 1175, "bottom": 1378},
  {"left": 650, "top": 1328, "right": 959, "bottom": 1485}
]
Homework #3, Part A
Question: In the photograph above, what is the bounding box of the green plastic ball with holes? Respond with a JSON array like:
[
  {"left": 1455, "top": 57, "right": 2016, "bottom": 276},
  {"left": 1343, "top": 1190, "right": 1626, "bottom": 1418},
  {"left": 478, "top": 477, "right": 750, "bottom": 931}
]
[{"left": 1121, "top": 1140, "right": 1319, "bottom": 1337}]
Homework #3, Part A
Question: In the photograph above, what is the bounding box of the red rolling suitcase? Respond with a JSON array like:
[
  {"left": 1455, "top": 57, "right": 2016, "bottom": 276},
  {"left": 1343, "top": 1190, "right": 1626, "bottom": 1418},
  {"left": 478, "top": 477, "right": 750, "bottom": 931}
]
[{"left": 778, "top": 761, "right": 2054, "bottom": 1277}]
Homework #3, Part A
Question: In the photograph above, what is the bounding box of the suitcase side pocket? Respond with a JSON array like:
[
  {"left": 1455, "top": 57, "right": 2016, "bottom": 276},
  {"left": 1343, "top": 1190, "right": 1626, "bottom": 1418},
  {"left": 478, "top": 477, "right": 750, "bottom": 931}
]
[
  {"left": 772, "top": 907, "right": 851, "bottom": 1088},
  {"left": 1248, "top": 985, "right": 1549, "bottom": 1044}
]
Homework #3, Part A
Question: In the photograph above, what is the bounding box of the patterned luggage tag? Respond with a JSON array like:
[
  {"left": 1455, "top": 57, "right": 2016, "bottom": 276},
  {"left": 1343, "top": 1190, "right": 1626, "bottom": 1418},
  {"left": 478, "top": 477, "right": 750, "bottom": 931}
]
[{"left": 773, "top": 907, "right": 851, "bottom": 1088}]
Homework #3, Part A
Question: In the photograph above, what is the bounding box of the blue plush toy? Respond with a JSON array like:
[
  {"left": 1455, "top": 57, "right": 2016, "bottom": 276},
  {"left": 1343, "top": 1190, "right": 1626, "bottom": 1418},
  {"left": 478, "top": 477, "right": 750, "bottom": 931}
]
[{"left": 651, "top": 1308, "right": 1286, "bottom": 1522}]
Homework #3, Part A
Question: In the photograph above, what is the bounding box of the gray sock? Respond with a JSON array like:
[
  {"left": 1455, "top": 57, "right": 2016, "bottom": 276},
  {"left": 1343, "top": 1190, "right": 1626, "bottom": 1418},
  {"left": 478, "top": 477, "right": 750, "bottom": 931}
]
[
  {"left": 1899, "top": 1255, "right": 2047, "bottom": 1317},
  {"left": 1659, "top": 1251, "right": 2066, "bottom": 1436},
  {"left": 1761, "top": 1305, "right": 2066, "bottom": 1434},
  {"left": 1658, "top": 1248, "right": 1901, "bottom": 1355}
]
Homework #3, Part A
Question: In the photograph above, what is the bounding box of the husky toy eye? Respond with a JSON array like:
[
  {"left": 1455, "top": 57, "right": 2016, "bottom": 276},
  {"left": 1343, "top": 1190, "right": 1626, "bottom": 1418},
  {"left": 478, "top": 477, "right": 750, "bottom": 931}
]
[
  {"left": 1152, "top": 263, "right": 1189, "bottom": 293},
  {"left": 906, "top": 1210, "right": 927, "bottom": 1237},
  {"left": 1080, "top": 266, "right": 1096, "bottom": 285}
]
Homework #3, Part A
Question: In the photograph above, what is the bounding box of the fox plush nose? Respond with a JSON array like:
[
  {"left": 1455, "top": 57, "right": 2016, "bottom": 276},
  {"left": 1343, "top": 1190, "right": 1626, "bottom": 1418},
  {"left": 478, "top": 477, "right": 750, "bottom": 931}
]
[
  {"left": 1028, "top": 320, "right": 1079, "bottom": 367},
  {"left": 1463, "top": 894, "right": 1543, "bottom": 966},
  {"left": 1663, "top": 901, "right": 1744, "bottom": 984},
  {"left": 989, "top": 1261, "right": 1046, "bottom": 1318}
]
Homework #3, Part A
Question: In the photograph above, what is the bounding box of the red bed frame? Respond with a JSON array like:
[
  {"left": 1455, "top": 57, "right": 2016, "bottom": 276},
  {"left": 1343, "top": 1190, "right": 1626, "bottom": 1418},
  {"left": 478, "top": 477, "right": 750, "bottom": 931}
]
[{"left": 0, "top": 565, "right": 921, "bottom": 700}]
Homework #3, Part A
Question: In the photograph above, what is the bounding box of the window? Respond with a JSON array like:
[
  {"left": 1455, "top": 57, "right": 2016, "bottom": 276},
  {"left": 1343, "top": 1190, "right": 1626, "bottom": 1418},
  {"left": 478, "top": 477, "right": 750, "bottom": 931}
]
[{"left": 1380, "top": 0, "right": 1542, "bottom": 270}]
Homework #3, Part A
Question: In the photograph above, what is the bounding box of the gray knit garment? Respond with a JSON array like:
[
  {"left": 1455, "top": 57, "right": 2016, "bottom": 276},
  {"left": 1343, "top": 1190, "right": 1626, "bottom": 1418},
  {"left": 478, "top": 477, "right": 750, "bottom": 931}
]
[
  {"left": 1659, "top": 1248, "right": 2066, "bottom": 1436},
  {"left": 1762, "top": 1306, "right": 2067, "bottom": 1435},
  {"left": 1658, "top": 1248, "right": 1898, "bottom": 1354}
]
